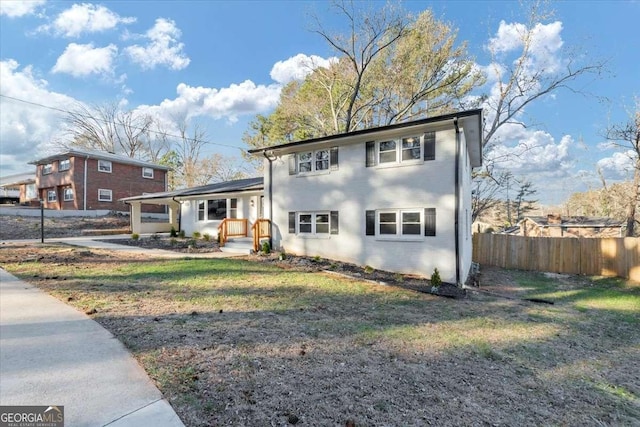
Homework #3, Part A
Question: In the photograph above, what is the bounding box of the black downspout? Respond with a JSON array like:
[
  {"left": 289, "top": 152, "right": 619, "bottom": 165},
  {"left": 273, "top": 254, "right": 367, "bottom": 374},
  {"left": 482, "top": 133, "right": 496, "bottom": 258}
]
[
  {"left": 453, "top": 118, "right": 461, "bottom": 286},
  {"left": 263, "top": 151, "right": 275, "bottom": 249}
]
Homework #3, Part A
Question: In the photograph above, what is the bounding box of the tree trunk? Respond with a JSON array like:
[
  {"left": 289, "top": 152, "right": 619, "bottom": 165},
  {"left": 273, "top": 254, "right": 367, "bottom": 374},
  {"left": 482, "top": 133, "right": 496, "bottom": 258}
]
[{"left": 626, "top": 161, "right": 640, "bottom": 237}]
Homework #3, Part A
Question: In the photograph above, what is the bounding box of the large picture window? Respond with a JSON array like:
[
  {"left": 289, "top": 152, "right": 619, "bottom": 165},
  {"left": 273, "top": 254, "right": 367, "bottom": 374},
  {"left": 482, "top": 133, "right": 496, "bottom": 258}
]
[{"left": 197, "top": 199, "right": 229, "bottom": 221}]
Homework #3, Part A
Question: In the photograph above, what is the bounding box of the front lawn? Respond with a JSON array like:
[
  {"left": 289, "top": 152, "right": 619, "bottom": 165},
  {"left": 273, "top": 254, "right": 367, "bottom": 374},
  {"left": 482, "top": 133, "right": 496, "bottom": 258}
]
[{"left": 1, "top": 244, "right": 638, "bottom": 426}]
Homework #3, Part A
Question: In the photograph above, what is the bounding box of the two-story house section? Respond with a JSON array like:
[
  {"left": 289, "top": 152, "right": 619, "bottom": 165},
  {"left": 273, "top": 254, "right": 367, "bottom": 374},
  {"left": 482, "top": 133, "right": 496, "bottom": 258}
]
[
  {"left": 249, "top": 109, "right": 483, "bottom": 285},
  {"left": 29, "top": 148, "right": 170, "bottom": 213}
]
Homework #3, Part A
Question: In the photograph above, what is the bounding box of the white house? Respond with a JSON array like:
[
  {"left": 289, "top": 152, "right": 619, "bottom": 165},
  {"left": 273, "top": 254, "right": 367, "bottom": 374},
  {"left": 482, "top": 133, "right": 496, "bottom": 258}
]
[
  {"left": 123, "top": 109, "right": 483, "bottom": 285},
  {"left": 249, "top": 109, "right": 483, "bottom": 285}
]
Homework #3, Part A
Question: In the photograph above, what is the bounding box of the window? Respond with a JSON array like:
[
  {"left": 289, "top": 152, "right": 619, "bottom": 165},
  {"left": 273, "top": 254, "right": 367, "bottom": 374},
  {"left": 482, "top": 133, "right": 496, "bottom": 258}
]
[
  {"left": 228, "top": 198, "right": 238, "bottom": 219},
  {"left": 63, "top": 187, "right": 73, "bottom": 201},
  {"left": 290, "top": 147, "right": 338, "bottom": 175},
  {"left": 197, "top": 199, "right": 228, "bottom": 221},
  {"left": 98, "top": 160, "right": 112, "bottom": 173},
  {"left": 366, "top": 208, "right": 436, "bottom": 238},
  {"left": 289, "top": 211, "right": 339, "bottom": 235},
  {"left": 366, "top": 132, "right": 435, "bottom": 167},
  {"left": 98, "top": 189, "right": 112, "bottom": 202},
  {"left": 42, "top": 163, "right": 53, "bottom": 174},
  {"left": 59, "top": 159, "right": 70, "bottom": 171},
  {"left": 142, "top": 167, "right": 154, "bottom": 179},
  {"left": 47, "top": 190, "right": 57, "bottom": 202}
]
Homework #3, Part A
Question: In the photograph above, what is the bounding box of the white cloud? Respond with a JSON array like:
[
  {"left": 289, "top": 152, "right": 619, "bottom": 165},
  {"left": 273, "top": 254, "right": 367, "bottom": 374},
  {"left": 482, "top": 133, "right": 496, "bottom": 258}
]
[
  {"left": 270, "top": 53, "right": 338, "bottom": 84},
  {"left": 38, "top": 3, "right": 135, "bottom": 37},
  {"left": 124, "top": 18, "right": 190, "bottom": 70},
  {"left": 51, "top": 43, "right": 118, "bottom": 77},
  {"left": 0, "top": 0, "right": 46, "bottom": 18},
  {"left": 597, "top": 150, "right": 636, "bottom": 179},
  {"left": 0, "top": 59, "right": 79, "bottom": 174},
  {"left": 135, "top": 80, "right": 281, "bottom": 125}
]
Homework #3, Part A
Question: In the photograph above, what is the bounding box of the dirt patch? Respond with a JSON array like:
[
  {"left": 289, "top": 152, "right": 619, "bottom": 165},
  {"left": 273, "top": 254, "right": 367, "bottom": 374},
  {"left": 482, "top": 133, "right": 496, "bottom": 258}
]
[
  {"left": 0, "top": 214, "right": 131, "bottom": 240},
  {"left": 98, "top": 236, "right": 222, "bottom": 254}
]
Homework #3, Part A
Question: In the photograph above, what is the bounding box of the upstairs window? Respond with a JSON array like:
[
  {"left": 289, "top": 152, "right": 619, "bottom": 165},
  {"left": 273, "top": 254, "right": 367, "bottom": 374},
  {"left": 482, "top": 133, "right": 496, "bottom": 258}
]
[
  {"left": 42, "top": 163, "right": 53, "bottom": 175},
  {"left": 289, "top": 147, "right": 338, "bottom": 175},
  {"left": 98, "top": 160, "right": 112, "bottom": 173},
  {"left": 59, "top": 159, "right": 70, "bottom": 171},
  {"left": 142, "top": 167, "right": 154, "bottom": 179},
  {"left": 366, "top": 132, "right": 436, "bottom": 167}
]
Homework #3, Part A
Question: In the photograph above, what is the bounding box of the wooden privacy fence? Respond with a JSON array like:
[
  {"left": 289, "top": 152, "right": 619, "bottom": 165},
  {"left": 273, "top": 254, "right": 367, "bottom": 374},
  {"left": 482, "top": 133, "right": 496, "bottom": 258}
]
[{"left": 473, "top": 234, "right": 640, "bottom": 281}]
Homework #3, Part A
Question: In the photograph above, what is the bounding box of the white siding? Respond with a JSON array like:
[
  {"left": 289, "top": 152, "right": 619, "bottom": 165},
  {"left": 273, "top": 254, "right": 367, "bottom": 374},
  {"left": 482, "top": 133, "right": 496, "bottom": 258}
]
[{"left": 268, "top": 126, "right": 462, "bottom": 283}]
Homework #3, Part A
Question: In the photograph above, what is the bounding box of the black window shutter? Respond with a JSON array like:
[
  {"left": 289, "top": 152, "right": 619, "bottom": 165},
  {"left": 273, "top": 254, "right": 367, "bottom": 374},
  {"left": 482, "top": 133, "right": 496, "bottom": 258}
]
[
  {"left": 425, "top": 208, "right": 436, "bottom": 236},
  {"left": 288, "top": 212, "right": 296, "bottom": 233},
  {"left": 365, "top": 210, "right": 375, "bottom": 235},
  {"left": 330, "top": 147, "right": 339, "bottom": 170},
  {"left": 424, "top": 132, "right": 436, "bottom": 161},
  {"left": 365, "top": 141, "right": 376, "bottom": 167},
  {"left": 288, "top": 154, "right": 297, "bottom": 175},
  {"left": 330, "top": 211, "right": 339, "bottom": 234}
]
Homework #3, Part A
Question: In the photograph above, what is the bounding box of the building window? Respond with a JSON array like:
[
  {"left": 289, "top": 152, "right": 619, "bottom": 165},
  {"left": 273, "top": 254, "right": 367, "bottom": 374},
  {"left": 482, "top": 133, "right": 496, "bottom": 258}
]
[
  {"left": 366, "top": 132, "right": 434, "bottom": 167},
  {"left": 42, "top": 163, "right": 53, "bottom": 175},
  {"left": 98, "top": 189, "right": 112, "bottom": 202},
  {"left": 47, "top": 190, "right": 57, "bottom": 202},
  {"left": 289, "top": 147, "right": 338, "bottom": 175},
  {"left": 142, "top": 167, "right": 154, "bottom": 179},
  {"left": 228, "top": 198, "right": 238, "bottom": 219},
  {"left": 98, "top": 160, "right": 112, "bottom": 173},
  {"left": 63, "top": 187, "right": 73, "bottom": 201},
  {"left": 197, "top": 199, "right": 228, "bottom": 221},
  {"left": 366, "top": 208, "right": 435, "bottom": 239},
  {"left": 289, "top": 211, "right": 338, "bottom": 235},
  {"left": 59, "top": 159, "right": 70, "bottom": 171}
]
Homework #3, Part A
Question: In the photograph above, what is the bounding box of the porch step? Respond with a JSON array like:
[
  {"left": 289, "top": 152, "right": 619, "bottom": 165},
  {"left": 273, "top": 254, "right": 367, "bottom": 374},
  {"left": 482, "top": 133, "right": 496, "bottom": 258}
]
[{"left": 220, "top": 237, "right": 254, "bottom": 255}]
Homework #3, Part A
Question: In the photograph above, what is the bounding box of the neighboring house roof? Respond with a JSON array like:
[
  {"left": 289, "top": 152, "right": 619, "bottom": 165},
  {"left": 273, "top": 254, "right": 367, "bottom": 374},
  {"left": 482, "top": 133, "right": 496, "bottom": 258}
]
[
  {"left": 248, "top": 109, "right": 484, "bottom": 167},
  {"left": 29, "top": 148, "right": 171, "bottom": 171},
  {"left": 120, "top": 177, "right": 264, "bottom": 203},
  {"left": 523, "top": 216, "right": 625, "bottom": 228},
  {"left": 0, "top": 172, "right": 36, "bottom": 187}
]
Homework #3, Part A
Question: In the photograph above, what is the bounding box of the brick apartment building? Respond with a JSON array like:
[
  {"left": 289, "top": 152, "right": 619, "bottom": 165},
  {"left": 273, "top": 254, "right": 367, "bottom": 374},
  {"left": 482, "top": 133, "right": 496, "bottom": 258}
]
[{"left": 30, "top": 149, "right": 170, "bottom": 213}]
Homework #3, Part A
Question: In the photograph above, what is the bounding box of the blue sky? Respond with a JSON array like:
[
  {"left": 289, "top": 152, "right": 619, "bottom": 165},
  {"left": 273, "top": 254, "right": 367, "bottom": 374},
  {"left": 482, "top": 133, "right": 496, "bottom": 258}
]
[{"left": 0, "top": 0, "right": 638, "bottom": 205}]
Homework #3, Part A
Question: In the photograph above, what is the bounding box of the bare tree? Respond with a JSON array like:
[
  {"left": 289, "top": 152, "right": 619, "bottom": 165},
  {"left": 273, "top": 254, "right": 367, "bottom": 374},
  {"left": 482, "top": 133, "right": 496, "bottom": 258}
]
[
  {"left": 604, "top": 99, "right": 639, "bottom": 236},
  {"left": 63, "top": 102, "right": 153, "bottom": 158}
]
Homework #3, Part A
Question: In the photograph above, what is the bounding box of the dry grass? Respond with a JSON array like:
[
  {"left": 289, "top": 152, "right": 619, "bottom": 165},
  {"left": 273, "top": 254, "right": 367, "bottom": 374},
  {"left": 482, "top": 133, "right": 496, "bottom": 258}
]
[{"left": 1, "top": 243, "right": 639, "bottom": 426}]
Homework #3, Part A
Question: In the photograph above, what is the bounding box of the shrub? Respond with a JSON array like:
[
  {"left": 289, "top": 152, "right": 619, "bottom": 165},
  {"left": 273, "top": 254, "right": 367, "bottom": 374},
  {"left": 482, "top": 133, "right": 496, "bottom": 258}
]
[
  {"left": 203, "top": 233, "right": 211, "bottom": 242},
  {"left": 364, "top": 265, "right": 374, "bottom": 274},
  {"left": 170, "top": 227, "right": 178, "bottom": 237},
  {"left": 169, "top": 238, "right": 177, "bottom": 246},
  {"left": 178, "top": 230, "right": 185, "bottom": 239},
  {"left": 131, "top": 233, "right": 139, "bottom": 241},
  {"left": 430, "top": 268, "right": 442, "bottom": 290},
  {"left": 187, "top": 239, "right": 197, "bottom": 248},
  {"left": 278, "top": 249, "right": 286, "bottom": 261},
  {"left": 192, "top": 231, "right": 201, "bottom": 239},
  {"left": 261, "top": 241, "right": 271, "bottom": 254},
  {"left": 150, "top": 233, "right": 160, "bottom": 240}
]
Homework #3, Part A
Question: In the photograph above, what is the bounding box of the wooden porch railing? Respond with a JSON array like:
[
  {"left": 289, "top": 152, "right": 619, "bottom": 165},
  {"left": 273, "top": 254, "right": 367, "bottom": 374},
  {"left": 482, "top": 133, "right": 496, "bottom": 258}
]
[
  {"left": 217, "top": 218, "right": 248, "bottom": 246},
  {"left": 252, "top": 219, "right": 271, "bottom": 252}
]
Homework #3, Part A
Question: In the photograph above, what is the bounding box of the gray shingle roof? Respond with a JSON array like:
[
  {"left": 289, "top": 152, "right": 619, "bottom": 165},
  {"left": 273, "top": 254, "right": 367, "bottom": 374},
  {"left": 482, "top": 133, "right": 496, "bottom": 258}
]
[
  {"left": 120, "top": 177, "right": 264, "bottom": 202},
  {"left": 29, "top": 148, "right": 171, "bottom": 171}
]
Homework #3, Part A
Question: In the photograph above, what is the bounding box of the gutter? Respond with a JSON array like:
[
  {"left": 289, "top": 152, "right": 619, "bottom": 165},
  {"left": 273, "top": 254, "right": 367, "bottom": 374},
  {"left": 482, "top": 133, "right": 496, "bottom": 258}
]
[
  {"left": 454, "top": 118, "right": 461, "bottom": 287},
  {"left": 263, "top": 151, "right": 276, "bottom": 249}
]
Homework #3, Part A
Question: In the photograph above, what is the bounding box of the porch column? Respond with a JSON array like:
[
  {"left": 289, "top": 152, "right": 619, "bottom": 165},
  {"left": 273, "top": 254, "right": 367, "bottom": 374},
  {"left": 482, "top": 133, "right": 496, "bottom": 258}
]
[
  {"left": 130, "top": 202, "right": 142, "bottom": 234},
  {"left": 169, "top": 201, "right": 180, "bottom": 229}
]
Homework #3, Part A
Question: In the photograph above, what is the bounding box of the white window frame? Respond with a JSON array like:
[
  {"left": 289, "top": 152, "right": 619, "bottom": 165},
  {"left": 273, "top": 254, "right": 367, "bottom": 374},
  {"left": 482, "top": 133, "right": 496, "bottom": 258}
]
[
  {"left": 98, "top": 189, "right": 112, "bottom": 202},
  {"left": 98, "top": 160, "right": 112, "bottom": 173},
  {"left": 42, "top": 163, "right": 53, "bottom": 175},
  {"left": 296, "top": 211, "right": 330, "bottom": 236},
  {"left": 47, "top": 190, "right": 57, "bottom": 202},
  {"left": 142, "top": 167, "right": 154, "bottom": 179},
  {"left": 376, "top": 209, "right": 423, "bottom": 240},
  {"left": 377, "top": 135, "right": 423, "bottom": 165},
  {"left": 298, "top": 149, "right": 330, "bottom": 174},
  {"left": 59, "top": 159, "right": 70, "bottom": 171},
  {"left": 196, "top": 198, "right": 229, "bottom": 222},
  {"left": 63, "top": 187, "right": 73, "bottom": 201}
]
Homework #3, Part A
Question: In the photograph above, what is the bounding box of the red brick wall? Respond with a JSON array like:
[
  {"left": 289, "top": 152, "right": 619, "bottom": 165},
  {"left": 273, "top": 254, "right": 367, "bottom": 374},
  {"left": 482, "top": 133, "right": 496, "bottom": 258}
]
[{"left": 36, "top": 156, "right": 167, "bottom": 213}]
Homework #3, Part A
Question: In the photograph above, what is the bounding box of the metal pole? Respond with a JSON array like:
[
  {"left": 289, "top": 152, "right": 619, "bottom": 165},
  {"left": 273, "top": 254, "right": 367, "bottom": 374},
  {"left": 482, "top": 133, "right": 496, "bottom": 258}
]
[{"left": 40, "top": 199, "right": 44, "bottom": 243}]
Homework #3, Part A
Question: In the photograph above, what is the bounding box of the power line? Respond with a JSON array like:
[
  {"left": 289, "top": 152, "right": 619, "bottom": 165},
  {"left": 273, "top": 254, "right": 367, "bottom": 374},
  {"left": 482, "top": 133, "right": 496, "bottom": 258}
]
[{"left": 0, "top": 93, "right": 247, "bottom": 152}]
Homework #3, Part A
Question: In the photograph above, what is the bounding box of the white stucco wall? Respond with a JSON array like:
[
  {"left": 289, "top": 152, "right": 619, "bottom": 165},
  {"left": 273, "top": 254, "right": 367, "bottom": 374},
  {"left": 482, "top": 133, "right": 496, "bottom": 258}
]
[{"left": 267, "top": 125, "right": 472, "bottom": 283}]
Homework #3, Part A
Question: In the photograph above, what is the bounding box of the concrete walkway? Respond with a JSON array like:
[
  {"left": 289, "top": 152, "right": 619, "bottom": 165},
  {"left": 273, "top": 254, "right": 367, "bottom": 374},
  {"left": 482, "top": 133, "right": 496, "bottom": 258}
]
[{"left": 0, "top": 268, "right": 185, "bottom": 426}]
